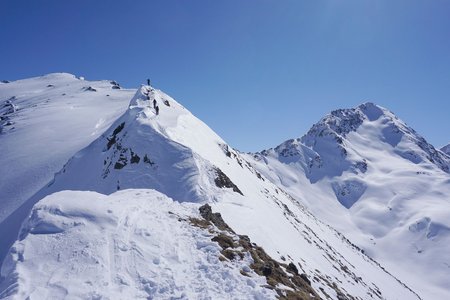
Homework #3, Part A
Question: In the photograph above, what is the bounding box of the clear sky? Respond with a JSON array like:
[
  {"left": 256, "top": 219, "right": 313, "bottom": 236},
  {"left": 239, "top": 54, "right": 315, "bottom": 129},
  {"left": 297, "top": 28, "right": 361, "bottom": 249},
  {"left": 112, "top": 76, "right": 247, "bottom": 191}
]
[{"left": 1, "top": 0, "right": 449, "bottom": 151}]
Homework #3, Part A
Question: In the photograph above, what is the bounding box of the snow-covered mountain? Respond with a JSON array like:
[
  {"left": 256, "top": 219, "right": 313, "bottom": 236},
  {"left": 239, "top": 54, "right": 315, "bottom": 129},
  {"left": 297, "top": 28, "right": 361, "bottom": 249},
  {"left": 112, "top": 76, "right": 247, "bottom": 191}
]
[
  {"left": 245, "top": 103, "right": 450, "bottom": 299},
  {"left": 0, "top": 74, "right": 445, "bottom": 299}
]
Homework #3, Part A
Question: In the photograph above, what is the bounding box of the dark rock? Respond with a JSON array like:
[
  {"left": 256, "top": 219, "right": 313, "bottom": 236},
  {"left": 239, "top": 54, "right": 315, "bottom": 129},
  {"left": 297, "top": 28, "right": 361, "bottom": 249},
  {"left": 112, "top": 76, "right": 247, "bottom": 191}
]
[
  {"left": 84, "top": 86, "right": 97, "bottom": 92},
  {"left": 114, "top": 162, "right": 126, "bottom": 169},
  {"left": 300, "top": 273, "right": 311, "bottom": 286},
  {"left": 107, "top": 122, "right": 125, "bottom": 150},
  {"left": 337, "top": 292, "right": 349, "bottom": 300},
  {"left": 221, "top": 249, "right": 236, "bottom": 260},
  {"left": 130, "top": 150, "right": 140, "bottom": 164},
  {"left": 356, "top": 160, "right": 368, "bottom": 173},
  {"left": 261, "top": 264, "right": 273, "bottom": 276},
  {"left": 47, "top": 84, "right": 54, "bottom": 88},
  {"left": 1, "top": 80, "right": 10, "bottom": 83},
  {"left": 112, "top": 85, "right": 121, "bottom": 89},
  {"left": 214, "top": 167, "right": 243, "bottom": 195},
  {"left": 143, "top": 154, "right": 155, "bottom": 165},
  {"left": 112, "top": 122, "right": 125, "bottom": 136},
  {"left": 199, "top": 204, "right": 235, "bottom": 233},
  {"left": 212, "top": 234, "right": 235, "bottom": 249},
  {"left": 163, "top": 99, "right": 170, "bottom": 107},
  {"left": 287, "top": 262, "right": 299, "bottom": 275}
]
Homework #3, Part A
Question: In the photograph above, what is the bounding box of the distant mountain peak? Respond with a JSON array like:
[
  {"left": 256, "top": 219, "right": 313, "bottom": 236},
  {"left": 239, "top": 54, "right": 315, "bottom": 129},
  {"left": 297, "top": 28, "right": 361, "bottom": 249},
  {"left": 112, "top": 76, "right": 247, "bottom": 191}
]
[
  {"left": 261, "top": 102, "right": 449, "bottom": 182},
  {"left": 306, "top": 102, "right": 391, "bottom": 140}
]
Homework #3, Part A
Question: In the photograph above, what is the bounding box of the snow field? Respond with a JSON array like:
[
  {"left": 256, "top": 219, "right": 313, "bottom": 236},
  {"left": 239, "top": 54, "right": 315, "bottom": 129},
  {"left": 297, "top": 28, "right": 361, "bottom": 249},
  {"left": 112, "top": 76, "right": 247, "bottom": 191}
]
[{"left": 0, "top": 189, "right": 275, "bottom": 300}]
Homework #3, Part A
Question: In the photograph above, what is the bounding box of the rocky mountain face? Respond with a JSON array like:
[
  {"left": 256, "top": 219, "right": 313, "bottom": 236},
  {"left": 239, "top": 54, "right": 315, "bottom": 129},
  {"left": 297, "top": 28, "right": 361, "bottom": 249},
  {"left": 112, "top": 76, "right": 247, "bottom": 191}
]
[{"left": 0, "top": 74, "right": 445, "bottom": 299}]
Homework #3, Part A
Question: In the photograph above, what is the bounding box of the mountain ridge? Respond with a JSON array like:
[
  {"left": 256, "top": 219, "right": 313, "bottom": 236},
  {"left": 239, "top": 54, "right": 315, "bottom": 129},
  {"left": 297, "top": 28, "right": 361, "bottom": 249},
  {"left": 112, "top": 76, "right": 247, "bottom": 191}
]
[{"left": 1, "top": 74, "right": 447, "bottom": 299}]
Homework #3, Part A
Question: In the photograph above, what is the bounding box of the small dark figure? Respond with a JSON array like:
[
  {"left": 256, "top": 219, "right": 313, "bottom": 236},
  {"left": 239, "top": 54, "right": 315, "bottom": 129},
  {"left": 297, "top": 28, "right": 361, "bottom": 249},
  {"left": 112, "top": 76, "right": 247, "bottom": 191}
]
[
  {"left": 153, "top": 99, "right": 157, "bottom": 108},
  {"left": 155, "top": 105, "right": 159, "bottom": 115},
  {"left": 147, "top": 79, "right": 150, "bottom": 86}
]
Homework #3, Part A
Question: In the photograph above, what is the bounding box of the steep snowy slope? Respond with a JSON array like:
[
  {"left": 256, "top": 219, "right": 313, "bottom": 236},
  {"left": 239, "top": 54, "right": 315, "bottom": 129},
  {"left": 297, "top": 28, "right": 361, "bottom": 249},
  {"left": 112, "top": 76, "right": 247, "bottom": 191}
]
[
  {"left": 0, "top": 190, "right": 276, "bottom": 300},
  {"left": 1, "top": 88, "right": 422, "bottom": 299},
  {"left": 35, "top": 85, "right": 230, "bottom": 202},
  {"left": 246, "top": 103, "right": 450, "bottom": 300},
  {"left": 0, "top": 73, "right": 134, "bottom": 223},
  {"left": 0, "top": 74, "right": 134, "bottom": 271}
]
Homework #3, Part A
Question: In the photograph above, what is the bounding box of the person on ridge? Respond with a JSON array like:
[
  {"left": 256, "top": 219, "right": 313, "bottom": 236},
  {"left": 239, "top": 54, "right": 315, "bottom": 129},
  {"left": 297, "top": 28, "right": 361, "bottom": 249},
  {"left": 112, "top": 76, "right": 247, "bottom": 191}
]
[
  {"left": 153, "top": 99, "right": 157, "bottom": 108},
  {"left": 147, "top": 79, "right": 150, "bottom": 86},
  {"left": 155, "top": 105, "right": 159, "bottom": 115}
]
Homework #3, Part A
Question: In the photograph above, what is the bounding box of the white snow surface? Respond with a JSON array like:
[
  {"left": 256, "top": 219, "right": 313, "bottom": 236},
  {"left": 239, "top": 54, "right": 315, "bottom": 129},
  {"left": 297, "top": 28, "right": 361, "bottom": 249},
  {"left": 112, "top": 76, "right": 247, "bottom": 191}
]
[
  {"left": 0, "top": 189, "right": 275, "bottom": 300},
  {"left": 0, "top": 74, "right": 135, "bottom": 274},
  {"left": 0, "top": 73, "right": 134, "bottom": 223},
  {"left": 0, "top": 76, "right": 436, "bottom": 299}
]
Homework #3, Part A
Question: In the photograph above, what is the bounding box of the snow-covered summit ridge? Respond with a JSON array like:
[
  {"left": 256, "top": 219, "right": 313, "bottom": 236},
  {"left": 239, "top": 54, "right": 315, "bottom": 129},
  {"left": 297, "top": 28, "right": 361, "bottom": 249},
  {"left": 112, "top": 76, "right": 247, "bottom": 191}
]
[
  {"left": 260, "top": 102, "right": 449, "bottom": 180},
  {"left": 40, "top": 85, "right": 238, "bottom": 203}
]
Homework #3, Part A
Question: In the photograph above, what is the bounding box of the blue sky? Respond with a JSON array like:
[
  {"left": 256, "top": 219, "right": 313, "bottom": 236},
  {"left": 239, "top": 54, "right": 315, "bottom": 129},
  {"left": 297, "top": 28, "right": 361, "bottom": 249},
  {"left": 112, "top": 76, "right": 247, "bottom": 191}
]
[{"left": 1, "top": 0, "right": 449, "bottom": 151}]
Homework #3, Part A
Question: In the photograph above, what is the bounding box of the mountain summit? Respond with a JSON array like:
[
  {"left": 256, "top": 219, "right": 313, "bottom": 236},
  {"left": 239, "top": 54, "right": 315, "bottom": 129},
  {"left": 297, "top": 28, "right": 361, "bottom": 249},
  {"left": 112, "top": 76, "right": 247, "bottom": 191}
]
[
  {"left": 246, "top": 102, "right": 450, "bottom": 299},
  {"left": 263, "top": 102, "right": 448, "bottom": 184}
]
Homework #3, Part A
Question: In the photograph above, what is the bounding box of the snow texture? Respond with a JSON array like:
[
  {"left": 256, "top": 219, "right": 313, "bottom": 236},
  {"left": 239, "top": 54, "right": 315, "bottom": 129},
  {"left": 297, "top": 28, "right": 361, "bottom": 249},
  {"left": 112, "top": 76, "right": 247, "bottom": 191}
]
[{"left": 0, "top": 190, "right": 275, "bottom": 299}]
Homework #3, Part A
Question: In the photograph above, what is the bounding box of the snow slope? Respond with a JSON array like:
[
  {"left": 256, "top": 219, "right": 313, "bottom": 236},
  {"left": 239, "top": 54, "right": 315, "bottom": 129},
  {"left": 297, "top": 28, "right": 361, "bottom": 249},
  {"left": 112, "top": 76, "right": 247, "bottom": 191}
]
[
  {"left": 0, "top": 73, "right": 135, "bottom": 270},
  {"left": 246, "top": 103, "right": 450, "bottom": 299},
  {"left": 0, "top": 190, "right": 275, "bottom": 300},
  {"left": 0, "top": 86, "right": 423, "bottom": 299},
  {"left": 0, "top": 73, "right": 134, "bottom": 222}
]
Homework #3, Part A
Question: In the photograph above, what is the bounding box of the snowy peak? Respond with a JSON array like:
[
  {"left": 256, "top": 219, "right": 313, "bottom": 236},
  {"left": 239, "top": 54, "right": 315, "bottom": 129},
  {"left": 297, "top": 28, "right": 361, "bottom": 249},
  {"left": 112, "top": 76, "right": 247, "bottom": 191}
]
[
  {"left": 42, "top": 86, "right": 238, "bottom": 203},
  {"left": 266, "top": 102, "right": 449, "bottom": 180},
  {"left": 313, "top": 102, "right": 448, "bottom": 172},
  {"left": 304, "top": 102, "right": 382, "bottom": 140},
  {"left": 246, "top": 101, "right": 450, "bottom": 299}
]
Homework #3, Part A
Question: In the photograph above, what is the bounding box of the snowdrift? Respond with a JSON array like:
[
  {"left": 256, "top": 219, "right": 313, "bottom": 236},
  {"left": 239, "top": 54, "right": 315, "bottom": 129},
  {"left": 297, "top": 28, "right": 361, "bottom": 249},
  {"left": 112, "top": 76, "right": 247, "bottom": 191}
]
[{"left": 0, "top": 190, "right": 275, "bottom": 299}]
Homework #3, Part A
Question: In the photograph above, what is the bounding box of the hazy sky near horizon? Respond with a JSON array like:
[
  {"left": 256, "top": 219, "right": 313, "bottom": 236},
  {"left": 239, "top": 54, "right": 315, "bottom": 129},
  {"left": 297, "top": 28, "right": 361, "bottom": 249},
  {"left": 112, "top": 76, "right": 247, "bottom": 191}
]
[{"left": 1, "top": 0, "right": 449, "bottom": 151}]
